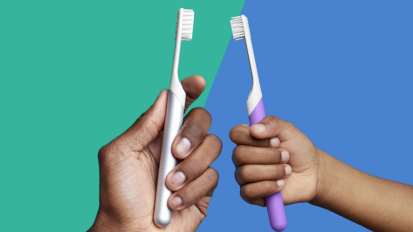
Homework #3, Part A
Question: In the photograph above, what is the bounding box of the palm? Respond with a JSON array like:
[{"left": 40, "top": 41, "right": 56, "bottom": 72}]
[
  {"left": 105, "top": 132, "right": 208, "bottom": 232},
  {"left": 279, "top": 136, "right": 319, "bottom": 205}
]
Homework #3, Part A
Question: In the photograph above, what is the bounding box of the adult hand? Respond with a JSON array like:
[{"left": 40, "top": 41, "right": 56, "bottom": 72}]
[{"left": 89, "top": 75, "right": 222, "bottom": 232}]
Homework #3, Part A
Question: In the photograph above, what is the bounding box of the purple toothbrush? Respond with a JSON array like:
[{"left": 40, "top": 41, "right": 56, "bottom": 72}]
[{"left": 230, "top": 15, "right": 287, "bottom": 231}]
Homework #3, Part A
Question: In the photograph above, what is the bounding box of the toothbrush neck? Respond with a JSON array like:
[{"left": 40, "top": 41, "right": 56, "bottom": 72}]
[
  {"left": 244, "top": 37, "right": 261, "bottom": 95},
  {"left": 169, "top": 37, "right": 186, "bottom": 107},
  {"left": 171, "top": 39, "right": 182, "bottom": 85}
]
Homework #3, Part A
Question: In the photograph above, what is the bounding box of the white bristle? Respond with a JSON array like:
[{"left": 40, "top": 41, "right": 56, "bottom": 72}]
[
  {"left": 176, "top": 9, "right": 194, "bottom": 41},
  {"left": 230, "top": 15, "right": 247, "bottom": 40}
]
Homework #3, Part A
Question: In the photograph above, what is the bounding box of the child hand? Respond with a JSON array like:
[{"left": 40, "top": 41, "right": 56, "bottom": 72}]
[
  {"left": 231, "top": 115, "right": 413, "bottom": 232},
  {"left": 230, "top": 116, "right": 323, "bottom": 206}
]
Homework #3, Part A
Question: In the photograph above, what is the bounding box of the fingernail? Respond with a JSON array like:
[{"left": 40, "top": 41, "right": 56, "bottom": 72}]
[
  {"left": 285, "top": 166, "right": 292, "bottom": 176},
  {"left": 176, "top": 138, "right": 191, "bottom": 157},
  {"left": 270, "top": 137, "right": 280, "bottom": 147},
  {"left": 281, "top": 151, "right": 289, "bottom": 162},
  {"left": 252, "top": 124, "right": 266, "bottom": 134},
  {"left": 170, "top": 196, "right": 183, "bottom": 209},
  {"left": 277, "top": 179, "right": 285, "bottom": 187},
  {"left": 170, "top": 171, "right": 186, "bottom": 187}
]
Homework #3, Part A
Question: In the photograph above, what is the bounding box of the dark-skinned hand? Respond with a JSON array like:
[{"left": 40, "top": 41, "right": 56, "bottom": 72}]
[{"left": 89, "top": 75, "right": 222, "bottom": 232}]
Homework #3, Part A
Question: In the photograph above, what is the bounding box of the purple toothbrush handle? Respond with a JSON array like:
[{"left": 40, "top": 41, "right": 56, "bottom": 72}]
[{"left": 249, "top": 98, "right": 287, "bottom": 231}]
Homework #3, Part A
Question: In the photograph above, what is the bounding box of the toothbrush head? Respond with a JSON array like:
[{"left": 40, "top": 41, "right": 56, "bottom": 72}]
[
  {"left": 177, "top": 8, "right": 194, "bottom": 41},
  {"left": 230, "top": 15, "right": 250, "bottom": 41}
]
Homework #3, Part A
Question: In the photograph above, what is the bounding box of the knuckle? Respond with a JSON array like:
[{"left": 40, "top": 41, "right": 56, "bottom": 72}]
[
  {"left": 209, "top": 167, "right": 219, "bottom": 180},
  {"left": 239, "top": 166, "right": 250, "bottom": 183},
  {"left": 229, "top": 127, "right": 238, "bottom": 141},
  {"left": 253, "top": 199, "right": 266, "bottom": 207},
  {"left": 194, "top": 169, "right": 219, "bottom": 195},
  {"left": 190, "top": 107, "right": 205, "bottom": 115},
  {"left": 192, "top": 107, "right": 212, "bottom": 121},
  {"left": 240, "top": 193, "right": 253, "bottom": 204},
  {"left": 284, "top": 120, "right": 295, "bottom": 129},
  {"left": 234, "top": 146, "right": 248, "bottom": 164},
  {"left": 229, "top": 125, "right": 245, "bottom": 141},
  {"left": 240, "top": 188, "right": 248, "bottom": 201},
  {"left": 269, "top": 116, "right": 283, "bottom": 128},
  {"left": 205, "top": 133, "right": 218, "bottom": 142},
  {"left": 206, "top": 134, "right": 223, "bottom": 150},
  {"left": 254, "top": 199, "right": 267, "bottom": 207},
  {"left": 267, "top": 115, "right": 279, "bottom": 125},
  {"left": 204, "top": 134, "right": 223, "bottom": 155},
  {"left": 97, "top": 142, "right": 128, "bottom": 164},
  {"left": 185, "top": 107, "right": 212, "bottom": 127},
  {"left": 189, "top": 107, "right": 203, "bottom": 114},
  {"left": 235, "top": 168, "right": 243, "bottom": 184},
  {"left": 242, "top": 185, "right": 255, "bottom": 199},
  {"left": 98, "top": 144, "right": 110, "bottom": 162},
  {"left": 207, "top": 168, "right": 219, "bottom": 188},
  {"left": 232, "top": 148, "right": 239, "bottom": 166},
  {"left": 283, "top": 120, "right": 301, "bottom": 139},
  {"left": 267, "top": 115, "right": 278, "bottom": 121}
]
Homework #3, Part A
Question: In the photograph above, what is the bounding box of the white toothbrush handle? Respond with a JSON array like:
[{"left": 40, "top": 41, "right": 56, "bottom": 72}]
[{"left": 154, "top": 89, "right": 185, "bottom": 227}]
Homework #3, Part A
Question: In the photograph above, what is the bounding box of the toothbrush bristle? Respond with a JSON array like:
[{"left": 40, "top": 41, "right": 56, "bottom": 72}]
[
  {"left": 230, "top": 15, "right": 246, "bottom": 40},
  {"left": 177, "top": 9, "right": 194, "bottom": 41}
]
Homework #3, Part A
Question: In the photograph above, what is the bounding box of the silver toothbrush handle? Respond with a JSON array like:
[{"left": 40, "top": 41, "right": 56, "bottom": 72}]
[{"left": 154, "top": 90, "right": 184, "bottom": 227}]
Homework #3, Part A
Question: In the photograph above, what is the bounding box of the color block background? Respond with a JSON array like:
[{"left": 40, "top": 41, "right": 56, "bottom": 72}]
[
  {"left": 1, "top": 0, "right": 413, "bottom": 231},
  {"left": 0, "top": 1, "right": 244, "bottom": 231},
  {"left": 201, "top": 0, "right": 413, "bottom": 231}
]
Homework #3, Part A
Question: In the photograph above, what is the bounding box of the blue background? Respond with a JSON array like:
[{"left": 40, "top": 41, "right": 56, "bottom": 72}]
[{"left": 200, "top": 1, "right": 413, "bottom": 231}]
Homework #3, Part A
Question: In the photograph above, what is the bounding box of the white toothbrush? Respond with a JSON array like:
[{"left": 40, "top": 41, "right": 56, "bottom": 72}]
[
  {"left": 230, "top": 15, "right": 287, "bottom": 231},
  {"left": 154, "top": 8, "right": 194, "bottom": 227}
]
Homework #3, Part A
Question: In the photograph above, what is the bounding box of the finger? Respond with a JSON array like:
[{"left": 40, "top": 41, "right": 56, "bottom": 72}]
[
  {"left": 232, "top": 145, "right": 289, "bottom": 167},
  {"left": 181, "top": 75, "right": 206, "bottom": 111},
  {"left": 230, "top": 124, "right": 280, "bottom": 147},
  {"left": 241, "top": 197, "right": 266, "bottom": 207},
  {"left": 195, "top": 196, "right": 212, "bottom": 217},
  {"left": 172, "top": 108, "right": 212, "bottom": 159},
  {"left": 250, "top": 116, "right": 300, "bottom": 141},
  {"left": 168, "top": 167, "right": 219, "bottom": 211},
  {"left": 115, "top": 75, "right": 205, "bottom": 154},
  {"left": 118, "top": 90, "right": 168, "bottom": 152},
  {"left": 235, "top": 164, "right": 292, "bottom": 185},
  {"left": 166, "top": 134, "right": 222, "bottom": 191},
  {"left": 240, "top": 180, "right": 285, "bottom": 206}
]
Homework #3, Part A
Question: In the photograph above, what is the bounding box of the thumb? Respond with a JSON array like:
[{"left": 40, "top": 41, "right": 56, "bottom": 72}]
[
  {"left": 120, "top": 90, "right": 168, "bottom": 151},
  {"left": 250, "top": 116, "right": 301, "bottom": 142}
]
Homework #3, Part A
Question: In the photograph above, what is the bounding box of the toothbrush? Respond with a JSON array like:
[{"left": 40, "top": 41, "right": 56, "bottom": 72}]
[
  {"left": 154, "top": 8, "right": 194, "bottom": 227},
  {"left": 230, "top": 15, "right": 287, "bottom": 231}
]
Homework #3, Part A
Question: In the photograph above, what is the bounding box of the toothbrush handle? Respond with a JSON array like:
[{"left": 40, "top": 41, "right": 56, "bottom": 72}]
[
  {"left": 154, "top": 90, "right": 184, "bottom": 227},
  {"left": 249, "top": 98, "right": 287, "bottom": 232}
]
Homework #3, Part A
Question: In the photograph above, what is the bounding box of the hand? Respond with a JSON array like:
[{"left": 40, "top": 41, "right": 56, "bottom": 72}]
[
  {"left": 230, "top": 116, "right": 413, "bottom": 232},
  {"left": 229, "top": 116, "right": 323, "bottom": 206},
  {"left": 89, "top": 75, "right": 222, "bottom": 232}
]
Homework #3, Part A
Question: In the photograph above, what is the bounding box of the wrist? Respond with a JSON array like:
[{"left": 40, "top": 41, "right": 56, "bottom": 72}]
[
  {"left": 88, "top": 210, "right": 132, "bottom": 232},
  {"left": 309, "top": 149, "right": 335, "bottom": 207}
]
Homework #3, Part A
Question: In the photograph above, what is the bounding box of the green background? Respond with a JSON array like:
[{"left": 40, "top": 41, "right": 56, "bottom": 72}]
[{"left": 0, "top": 1, "right": 245, "bottom": 231}]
